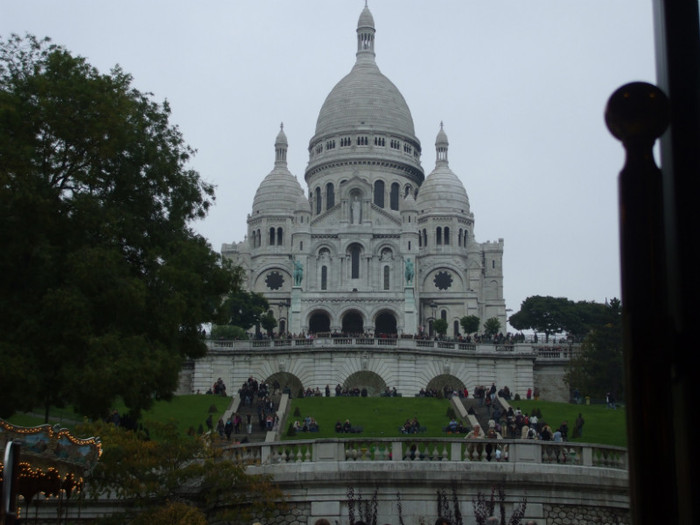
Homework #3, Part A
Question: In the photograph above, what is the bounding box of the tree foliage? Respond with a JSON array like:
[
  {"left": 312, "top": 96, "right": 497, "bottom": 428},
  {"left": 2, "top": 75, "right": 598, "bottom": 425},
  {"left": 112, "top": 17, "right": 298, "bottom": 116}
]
[
  {"left": 460, "top": 315, "right": 480, "bottom": 335},
  {"left": 0, "top": 35, "right": 238, "bottom": 420},
  {"left": 433, "top": 318, "right": 448, "bottom": 336},
  {"left": 565, "top": 298, "right": 624, "bottom": 399},
  {"left": 76, "top": 420, "right": 286, "bottom": 524},
  {"left": 218, "top": 288, "right": 270, "bottom": 331},
  {"left": 483, "top": 317, "right": 501, "bottom": 337},
  {"left": 508, "top": 295, "right": 609, "bottom": 342}
]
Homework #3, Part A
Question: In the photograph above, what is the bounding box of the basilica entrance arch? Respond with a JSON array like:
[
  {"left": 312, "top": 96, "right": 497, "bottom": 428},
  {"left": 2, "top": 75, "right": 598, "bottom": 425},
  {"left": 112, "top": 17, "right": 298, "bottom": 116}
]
[
  {"left": 426, "top": 374, "right": 466, "bottom": 396},
  {"left": 342, "top": 310, "right": 364, "bottom": 335},
  {"left": 374, "top": 311, "right": 397, "bottom": 337},
  {"left": 266, "top": 372, "right": 304, "bottom": 399},
  {"left": 309, "top": 311, "right": 331, "bottom": 334},
  {"left": 343, "top": 371, "right": 386, "bottom": 396}
]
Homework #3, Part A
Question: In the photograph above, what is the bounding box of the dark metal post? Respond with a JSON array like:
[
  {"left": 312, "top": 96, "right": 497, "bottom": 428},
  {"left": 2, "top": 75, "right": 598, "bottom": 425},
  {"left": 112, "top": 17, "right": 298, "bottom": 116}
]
[
  {"left": 606, "top": 82, "right": 672, "bottom": 525},
  {"left": 1, "top": 441, "right": 21, "bottom": 525}
]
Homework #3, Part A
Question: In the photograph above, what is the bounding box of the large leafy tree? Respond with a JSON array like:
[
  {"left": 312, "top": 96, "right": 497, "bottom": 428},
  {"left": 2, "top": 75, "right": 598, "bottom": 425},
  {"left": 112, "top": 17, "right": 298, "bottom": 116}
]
[
  {"left": 565, "top": 298, "right": 624, "bottom": 399},
  {"left": 508, "top": 296, "right": 569, "bottom": 341},
  {"left": 0, "top": 35, "right": 237, "bottom": 420},
  {"left": 509, "top": 295, "right": 610, "bottom": 342},
  {"left": 219, "top": 289, "right": 270, "bottom": 332}
]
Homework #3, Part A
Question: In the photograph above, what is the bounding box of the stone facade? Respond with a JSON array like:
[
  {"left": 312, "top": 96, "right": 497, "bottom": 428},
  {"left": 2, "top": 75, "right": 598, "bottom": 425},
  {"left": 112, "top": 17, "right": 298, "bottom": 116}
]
[{"left": 222, "top": 5, "right": 505, "bottom": 338}]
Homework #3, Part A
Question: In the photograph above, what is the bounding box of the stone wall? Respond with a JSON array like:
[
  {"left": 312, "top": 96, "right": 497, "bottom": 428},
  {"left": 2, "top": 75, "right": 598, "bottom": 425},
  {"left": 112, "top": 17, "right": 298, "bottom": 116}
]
[{"left": 544, "top": 503, "right": 630, "bottom": 525}]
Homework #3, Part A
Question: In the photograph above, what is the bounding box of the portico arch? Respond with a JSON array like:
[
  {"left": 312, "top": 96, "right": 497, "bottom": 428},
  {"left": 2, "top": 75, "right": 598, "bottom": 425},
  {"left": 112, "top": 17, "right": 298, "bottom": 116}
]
[
  {"left": 343, "top": 371, "right": 387, "bottom": 396},
  {"left": 342, "top": 310, "right": 364, "bottom": 335},
  {"left": 309, "top": 310, "right": 331, "bottom": 334},
  {"left": 374, "top": 311, "right": 397, "bottom": 337}
]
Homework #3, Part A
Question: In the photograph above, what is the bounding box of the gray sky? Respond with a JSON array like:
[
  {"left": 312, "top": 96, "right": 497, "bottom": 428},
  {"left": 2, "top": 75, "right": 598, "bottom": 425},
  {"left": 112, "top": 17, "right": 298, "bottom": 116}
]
[{"left": 2, "top": 1, "right": 657, "bottom": 321}]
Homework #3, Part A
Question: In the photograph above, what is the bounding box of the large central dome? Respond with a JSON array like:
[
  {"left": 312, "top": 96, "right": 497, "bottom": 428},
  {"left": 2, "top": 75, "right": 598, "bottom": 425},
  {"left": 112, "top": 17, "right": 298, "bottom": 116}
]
[
  {"left": 312, "top": 5, "right": 417, "bottom": 141},
  {"left": 314, "top": 62, "right": 416, "bottom": 139}
]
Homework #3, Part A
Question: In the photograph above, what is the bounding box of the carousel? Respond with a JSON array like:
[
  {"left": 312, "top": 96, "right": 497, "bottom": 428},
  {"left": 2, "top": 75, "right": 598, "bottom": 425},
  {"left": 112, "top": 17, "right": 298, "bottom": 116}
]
[{"left": 0, "top": 419, "right": 101, "bottom": 524}]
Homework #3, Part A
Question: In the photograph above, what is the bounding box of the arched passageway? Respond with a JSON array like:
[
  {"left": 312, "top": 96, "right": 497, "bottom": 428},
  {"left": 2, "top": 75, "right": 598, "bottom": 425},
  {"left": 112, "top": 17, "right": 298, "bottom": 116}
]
[
  {"left": 343, "top": 371, "right": 387, "bottom": 396},
  {"left": 266, "top": 372, "right": 304, "bottom": 399},
  {"left": 426, "top": 374, "right": 466, "bottom": 396}
]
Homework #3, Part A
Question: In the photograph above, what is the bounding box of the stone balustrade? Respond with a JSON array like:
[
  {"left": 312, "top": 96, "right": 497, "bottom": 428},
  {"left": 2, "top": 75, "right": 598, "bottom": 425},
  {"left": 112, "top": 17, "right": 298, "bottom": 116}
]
[
  {"left": 206, "top": 337, "right": 552, "bottom": 356},
  {"left": 221, "top": 437, "right": 626, "bottom": 470}
]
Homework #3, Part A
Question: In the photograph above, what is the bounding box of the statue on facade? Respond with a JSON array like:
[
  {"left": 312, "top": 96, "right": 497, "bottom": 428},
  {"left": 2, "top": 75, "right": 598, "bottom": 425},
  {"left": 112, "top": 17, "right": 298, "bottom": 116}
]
[
  {"left": 293, "top": 259, "right": 303, "bottom": 286},
  {"left": 351, "top": 195, "right": 361, "bottom": 224},
  {"left": 405, "top": 258, "right": 414, "bottom": 285}
]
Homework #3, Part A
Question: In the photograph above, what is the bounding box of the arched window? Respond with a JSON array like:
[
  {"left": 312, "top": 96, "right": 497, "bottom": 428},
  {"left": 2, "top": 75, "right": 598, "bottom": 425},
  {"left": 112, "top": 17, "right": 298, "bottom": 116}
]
[
  {"left": 383, "top": 265, "right": 390, "bottom": 290},
  {"left": 423, "top": 229, "right": 428, "bottom": 247},
  {"left": 351, "top": 245, "right": 361, "bottom": 279},
  {"left": 277, "top": 227, "right": 283, "bottom": 246},
  {"left": 256, "top": 230, "right": 261, "bottom": 248},
  {"left": 444, "top": 227, "right": 450, "bottom": 245},
  {"left": 374, "top": 180, "right": 385, "bottom": 208},
  {"left": 408, "top": 241, "right": 411, "bottom": 250},
  {"left": 269, "top": 227, "right": 275, "bottom": 245},
  {"left": 458, "top": 228, "right": 463, "bottom": 247},
  {"left": 454, "top": 320, "right": 460, "bottom": 337},
  {"left": 441, "top": 309, "right": 447, "bottom": 321},
  {"left": 315, "top": 187, "right": 322, "bottom": 214},
  {"left": 326, "top": 183, "right": 335, "bottom": 209},
  {"left": 390, "top": 182, "right": 399, "bottom": 210},
  {"left": 321, "top": 266, "right": 328, "bottom": 290},
  {"left": 463, "top": 230, "right": 468, "bottom": 247},
  {"left": 436, "top": 227, "right": 442, "bottom": 245}
]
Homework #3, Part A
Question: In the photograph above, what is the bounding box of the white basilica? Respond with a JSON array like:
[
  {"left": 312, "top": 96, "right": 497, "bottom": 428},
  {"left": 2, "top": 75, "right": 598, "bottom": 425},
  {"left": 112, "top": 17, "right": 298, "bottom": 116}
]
[{"left": 222, "top": 5, "right": 505, "bottom": 338}]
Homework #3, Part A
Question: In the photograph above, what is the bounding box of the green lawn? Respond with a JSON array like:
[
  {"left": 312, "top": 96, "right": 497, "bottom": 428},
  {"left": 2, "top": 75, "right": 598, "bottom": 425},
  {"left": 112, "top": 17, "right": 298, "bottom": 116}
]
[
  {"left": 284, "top": 397, "right": 627, "bottom": 447},
  {"left": 5, "top": 395, "right": 232, "bottom": 438},
  {"left": 285, "top": 396, "right": 461, "bottom": 440},
  {"left": 509, "top": 399, "right": 627, "bottom": 447}
]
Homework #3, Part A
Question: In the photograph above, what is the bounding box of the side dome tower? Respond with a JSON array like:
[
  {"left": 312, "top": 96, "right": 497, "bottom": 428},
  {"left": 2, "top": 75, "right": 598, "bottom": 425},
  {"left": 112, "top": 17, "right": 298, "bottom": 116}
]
[
  {"left": 416, "top": 123, "right": 471, "bottom": 216},
  {"left": 252, "top": 124, "right": 306, "bottom": 216}
]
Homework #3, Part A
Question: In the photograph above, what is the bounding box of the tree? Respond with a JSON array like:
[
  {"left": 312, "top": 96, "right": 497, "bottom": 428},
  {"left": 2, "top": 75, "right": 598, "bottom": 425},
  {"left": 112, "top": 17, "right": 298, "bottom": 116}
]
[
  {"left": 260, "top": 311, "right": 277, "bottom": 337},
  {"left": 565, "top": 298, "right": 624, "bottom": 399},
  {"left": 509, "top": 295, "right": 611, "bottom": 342},
  {"left": 0, "top": 35, "right": 237, "bottom": 420},
  {"left": 218, "top": 289, "right": 270, "bottom": 332},
  {"left": 508, "top": 295, "right": 570, "bottom": 342},
  {"left": 483, "top": 317, "right": 501, "bottom": 338},
  {"left": 76, "top": 420, "right": 286, "bottom": 524},
  {"left": 433, "top": 318, "right": 448, "bottom": 337},
  {"left": 460, "top": 315, "right": 480, "bottom": 335}
]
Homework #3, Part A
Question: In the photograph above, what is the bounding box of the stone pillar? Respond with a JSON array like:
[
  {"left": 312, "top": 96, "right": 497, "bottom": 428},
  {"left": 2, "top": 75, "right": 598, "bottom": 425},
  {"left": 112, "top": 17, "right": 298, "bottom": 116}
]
[
  {"left": 403, "top": 286, "right": 417, "bottom": 335},
  {"left": 290, "top": 287, "right": 303, "bottom": 334}
]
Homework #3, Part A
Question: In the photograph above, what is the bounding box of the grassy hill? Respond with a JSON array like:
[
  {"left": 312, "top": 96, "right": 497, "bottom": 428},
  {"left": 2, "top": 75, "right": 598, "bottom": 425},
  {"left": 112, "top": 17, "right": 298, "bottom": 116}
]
[{"left": 5, "top": 395, "right": 626, "bottom": 447}]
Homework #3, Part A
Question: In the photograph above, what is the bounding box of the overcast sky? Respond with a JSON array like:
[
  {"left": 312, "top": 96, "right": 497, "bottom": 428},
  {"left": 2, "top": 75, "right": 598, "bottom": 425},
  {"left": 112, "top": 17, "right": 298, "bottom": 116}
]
[{"left": 2, "top": 1, "right": 657, "bottom": 320}]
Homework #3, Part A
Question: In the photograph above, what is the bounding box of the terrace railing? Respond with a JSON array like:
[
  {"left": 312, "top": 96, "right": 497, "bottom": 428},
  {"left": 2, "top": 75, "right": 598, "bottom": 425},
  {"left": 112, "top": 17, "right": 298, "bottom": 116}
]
[
  {"left": 220, "top": 437, "right": 626, "bottom": 471},
  {"left": 206, "top": 337, "right": 568, "bottom": 358}
]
